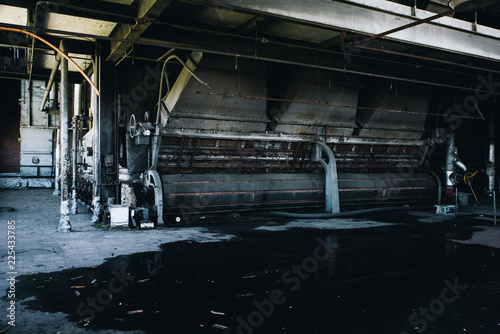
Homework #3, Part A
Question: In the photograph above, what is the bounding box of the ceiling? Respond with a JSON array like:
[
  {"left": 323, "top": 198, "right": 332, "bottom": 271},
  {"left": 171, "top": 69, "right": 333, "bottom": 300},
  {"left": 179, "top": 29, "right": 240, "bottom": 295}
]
[{"left": 1, "top": 0, "right": 500, "bottom": 89}]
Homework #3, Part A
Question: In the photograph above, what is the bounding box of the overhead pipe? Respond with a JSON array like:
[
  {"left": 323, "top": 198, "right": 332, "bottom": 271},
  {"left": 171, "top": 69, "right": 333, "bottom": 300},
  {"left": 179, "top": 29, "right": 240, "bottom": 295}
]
[
  {"left": 40, "top": 53, "right": 61, "bottom": 111},
  {"left": 2, "top": 23, "right": 500, "bottom": 95},
  {"left": 34, "top": 1, "right": 137, "bottom": 25},
  {"left": 0, "top": 27, "right": 100, "bottom": 96},
  {"left": 350, "top": 9, "right": 455, "bottom": 46},
  {"left": 58, "top": 40, "right": 71, "bottom": 232}
]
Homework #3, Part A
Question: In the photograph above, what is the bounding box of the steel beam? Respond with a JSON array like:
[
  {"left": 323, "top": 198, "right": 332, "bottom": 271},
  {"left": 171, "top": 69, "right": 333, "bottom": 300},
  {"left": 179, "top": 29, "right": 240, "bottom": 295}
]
[
  {"left": 107, "top": 0, "right": 174, "bottom": 62},
  {"left": 139, "top": 26, "right": 500, "bottom": 93},
  {"left": 182, "top": 0, "right": 500, "bottom": 61}
]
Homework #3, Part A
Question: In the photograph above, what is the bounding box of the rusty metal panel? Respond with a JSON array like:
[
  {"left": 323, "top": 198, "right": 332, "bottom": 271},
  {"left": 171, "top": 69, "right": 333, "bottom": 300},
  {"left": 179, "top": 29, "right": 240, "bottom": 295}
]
[
  {"left": 169, "top": 58, "right": 268, "bottom": 133},
  {"left": 274, "top": 82, "right": 358, "bottom": 136},
  {"left": 358, "top": 93, "right": 430, "bottom": 140},
  {"left": 161, "top": 173, "right": 325, "bottom": 214},
  {"left": 159, "top": 172, "right": 436, "bottom": 216}
]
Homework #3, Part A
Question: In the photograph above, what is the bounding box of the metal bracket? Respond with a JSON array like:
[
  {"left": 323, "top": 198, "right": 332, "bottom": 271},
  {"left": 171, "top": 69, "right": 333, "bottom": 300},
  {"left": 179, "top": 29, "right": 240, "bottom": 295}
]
[
  {"left": 312, "top": 142, "right": 340, "bottom": 213},
  {"left": 147, "top": 170, "right": 164, "bottom": 226}
]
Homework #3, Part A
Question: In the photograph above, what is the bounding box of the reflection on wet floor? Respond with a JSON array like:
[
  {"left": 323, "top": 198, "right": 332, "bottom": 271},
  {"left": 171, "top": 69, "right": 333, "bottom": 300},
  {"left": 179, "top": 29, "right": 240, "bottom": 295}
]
[{"left": 15, "top": 212, "right": 500, "bottom": 334}]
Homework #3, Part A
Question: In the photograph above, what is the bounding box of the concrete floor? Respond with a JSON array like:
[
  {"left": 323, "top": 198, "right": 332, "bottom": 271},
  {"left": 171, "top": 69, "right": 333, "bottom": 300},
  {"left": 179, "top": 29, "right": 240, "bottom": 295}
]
[{"left": 0, "top": 189, "right": 499, "bottom": 333}]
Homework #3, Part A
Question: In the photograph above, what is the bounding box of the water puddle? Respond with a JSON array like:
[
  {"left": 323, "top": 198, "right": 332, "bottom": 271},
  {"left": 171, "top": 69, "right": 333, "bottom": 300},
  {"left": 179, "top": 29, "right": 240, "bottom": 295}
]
[{"left": 12, "top": 218, "right": 500, "bottom": 333}]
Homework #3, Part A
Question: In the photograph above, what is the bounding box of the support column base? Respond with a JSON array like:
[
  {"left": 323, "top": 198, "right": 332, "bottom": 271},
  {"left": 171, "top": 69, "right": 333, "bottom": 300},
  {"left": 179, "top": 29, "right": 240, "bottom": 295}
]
[
  {"left": 91, "top": 196, "right": 100, "bottom": 223},
  {"left": 58, "top": 215, "right": 72, "bottom": 232}
]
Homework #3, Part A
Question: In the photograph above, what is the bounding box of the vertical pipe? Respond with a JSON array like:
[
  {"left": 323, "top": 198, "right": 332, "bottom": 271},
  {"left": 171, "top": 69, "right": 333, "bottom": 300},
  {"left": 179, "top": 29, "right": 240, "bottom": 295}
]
[
  {"left": 91, "top": 50, "right": 101, "bottom": 223},
  {"left": 487, "top": 141, "right": 496, "bottom": 194},
  {"left": 445, "top": 133, "right": 456, "bottom": 194},
  {"left": 487, "top": 112, "right": 495, "bottom": 195},
  {"left": 494, "top": 191, "right": 497, "bottom": 226},
  {"left": 53, "top": 128, "right": 60, "bottom": 195},
  {"left": 48, "top": 84, "right": 58, "bottom": 127},
  {"left": 98, "top": 51, "right": 102, "bottom": 202},
  {"left": 58, "top": 40, "right": 72, "bottom": 232},
  {"left": 27, "top": 80, "right": 31, "bottom": 127},
  {"left": 455, "top": 188, "right": 458, "bottom": 217},
  {"left": 71, "top": 84, "right": 82, "bottom": 215}
]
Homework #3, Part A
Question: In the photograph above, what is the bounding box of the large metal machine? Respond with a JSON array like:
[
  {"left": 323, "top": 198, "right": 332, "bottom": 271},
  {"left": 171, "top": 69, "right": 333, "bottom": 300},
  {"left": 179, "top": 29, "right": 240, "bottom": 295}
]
[{"left": 123, "top": 52, "right": 440, "bottom": 226}]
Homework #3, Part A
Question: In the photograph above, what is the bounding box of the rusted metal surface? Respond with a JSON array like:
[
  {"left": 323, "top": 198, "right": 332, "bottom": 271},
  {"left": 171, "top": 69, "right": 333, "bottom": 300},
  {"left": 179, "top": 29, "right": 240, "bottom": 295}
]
[
  {"left": 160, "top": 172, "right": 436, "bottom": 216},
  {"left": 157, "top": 135, "right": 425, "bottom": 174}
]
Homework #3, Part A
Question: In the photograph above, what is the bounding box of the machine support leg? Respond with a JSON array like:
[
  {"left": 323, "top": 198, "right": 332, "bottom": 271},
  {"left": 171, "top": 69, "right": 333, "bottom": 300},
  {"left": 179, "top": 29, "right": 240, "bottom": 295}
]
[
  {"left": 58, "top": 40, "right": 71, "bottom": 232},
  {"left": 147, "top": 170, "right": 164, "bottom": 226},
  {"left": 312, "top": 142, "right": 340, "bottom": 213}
]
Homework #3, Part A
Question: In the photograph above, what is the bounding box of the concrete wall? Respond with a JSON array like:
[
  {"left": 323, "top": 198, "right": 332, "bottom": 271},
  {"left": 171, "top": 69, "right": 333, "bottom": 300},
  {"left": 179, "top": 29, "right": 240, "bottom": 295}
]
[{"left": 19, "top": 80, "right": 57, "bottom": 178}]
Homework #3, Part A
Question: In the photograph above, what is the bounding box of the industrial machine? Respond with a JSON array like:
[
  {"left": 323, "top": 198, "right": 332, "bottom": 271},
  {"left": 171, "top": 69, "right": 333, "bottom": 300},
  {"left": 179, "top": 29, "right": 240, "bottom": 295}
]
[{"left": 120, "top": 52, "right": 442, "bottom": 226}]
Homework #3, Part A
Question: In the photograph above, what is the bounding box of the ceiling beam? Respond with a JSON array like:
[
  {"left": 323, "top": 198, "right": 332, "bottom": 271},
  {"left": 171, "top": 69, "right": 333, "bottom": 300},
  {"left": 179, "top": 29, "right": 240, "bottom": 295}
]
[
  {"left": 107, "top": 0, "right": 174, "bottom": 62},
  {"left": 236, "top": 16, "right": 270, "bottom": 34},
  {"left": 180, "top": 0, "right": 500, "bottom": 62},
  {"left": 0, "top": 66, "right": 85, "bottom": 83},
  {"left": 139, "top": 26, "right": 499, "bottom": 93}
]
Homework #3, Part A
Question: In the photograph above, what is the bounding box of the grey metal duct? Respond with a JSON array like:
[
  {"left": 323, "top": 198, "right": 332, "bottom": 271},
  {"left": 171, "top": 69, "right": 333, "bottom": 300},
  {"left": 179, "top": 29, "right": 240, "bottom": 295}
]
[{"left": 40, "top": 53, "right": 61, "bottom": 112}]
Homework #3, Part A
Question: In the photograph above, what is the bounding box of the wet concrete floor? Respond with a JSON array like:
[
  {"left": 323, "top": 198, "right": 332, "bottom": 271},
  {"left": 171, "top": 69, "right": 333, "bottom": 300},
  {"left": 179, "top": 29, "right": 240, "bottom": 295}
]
[{"left": 12, "top": 211, "right": 500, "bottom": 334}]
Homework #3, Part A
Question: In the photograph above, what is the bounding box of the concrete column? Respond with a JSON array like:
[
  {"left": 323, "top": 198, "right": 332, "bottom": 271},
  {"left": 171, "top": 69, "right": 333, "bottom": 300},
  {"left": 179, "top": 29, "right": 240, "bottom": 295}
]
[
  {"left": 58, "top": 40, "right": 71, "bottom": 232},
  {"left": 71, "top": 84, "right": 82, "bottom": 214},
  {"left": 91, "top": 54, "right": 101, "bottom": 223}
]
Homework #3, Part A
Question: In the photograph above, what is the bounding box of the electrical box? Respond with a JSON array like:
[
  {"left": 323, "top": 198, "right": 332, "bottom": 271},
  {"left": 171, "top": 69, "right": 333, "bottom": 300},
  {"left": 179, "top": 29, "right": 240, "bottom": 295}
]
[{"left": 109, "top": 205, "right": 129, "bottom": 227}]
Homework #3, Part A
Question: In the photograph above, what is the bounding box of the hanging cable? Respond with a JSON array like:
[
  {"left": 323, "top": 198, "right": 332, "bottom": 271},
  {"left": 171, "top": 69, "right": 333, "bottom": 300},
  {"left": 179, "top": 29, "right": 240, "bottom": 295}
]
[
  {"left": 464, "top": 170, "right": 479, "bottom": 204},
  {"left": 156, "top": 54, "right": 211, "bottom": 125}
]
